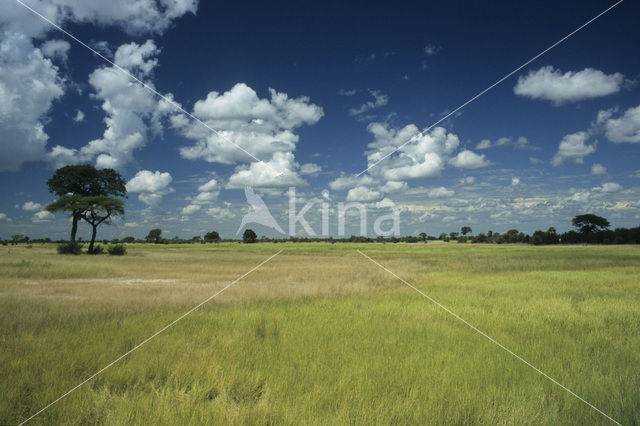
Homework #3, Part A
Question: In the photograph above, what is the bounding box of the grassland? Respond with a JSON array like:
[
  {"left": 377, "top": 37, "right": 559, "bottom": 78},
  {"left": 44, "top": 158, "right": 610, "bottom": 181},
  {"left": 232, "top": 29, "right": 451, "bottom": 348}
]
[{"left": 1, "top": 242, "right": 639, "bottom": 424}]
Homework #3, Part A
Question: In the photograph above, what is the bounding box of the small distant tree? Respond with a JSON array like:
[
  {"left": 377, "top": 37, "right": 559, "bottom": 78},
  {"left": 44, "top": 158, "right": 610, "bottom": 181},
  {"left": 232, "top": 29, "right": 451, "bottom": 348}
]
[
  {"left": 243, "top": 229, "right": 257, "bottom": 243},
  {"left": 461, "top": 226, "right": 472, "bottom": 236},
  {"left": 572, "top": 214, "right": 610, "bottom": 235},
  {"left": 146, "top": 228, "right": 162, "bottom": 244},
  {"left": 191, "top": 236, "right": 202, "bottom": 243},
  {"left": 122, "top": 236, "right": 135, "bottom": 243},
  {"left": 419, "top": 232, "right": 427, "bottom": 242},
  {"left": 438, "top": 233, "right": 447, "bottom": 240},
  {"left": 204, "top": 231, "right": 221, "bottom": 243},
  {"left": 449, "top": 231, "right": 459, "bottom": 240}
]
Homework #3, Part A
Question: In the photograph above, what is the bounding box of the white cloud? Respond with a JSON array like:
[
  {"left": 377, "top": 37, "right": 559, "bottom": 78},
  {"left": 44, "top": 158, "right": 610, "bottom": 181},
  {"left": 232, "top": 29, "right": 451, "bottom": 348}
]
[
  {"left": 449, "top": 150, "right": 490, "bottom": 169},
  {"left": 124, "top": 222, "right": 139, "bottom": 227},
  {"left": 181, "top": 204, "right": 201, "bottom": 215},
  {"left": 0, "top": 212, "right": 8, "bottom": 221},
  {"left": 337, "top": 89, "right": 357, "bottom": 96},
  {"left": 348, "top": 89, "right": 388, "bottom": 116},
  {"left": 514, "top": 66, "right": 625, "bottom": 105},
  {"left": 599, "top": 105, "right": 640, "bottom": 143},
  {"left": 0, "top": 0, "right": 198, "bottom": 38},
  {"left": 380, "top": 180, "right": 407, "bottom": 194},
  {"left": 346, "top": 186, "right": 382, "bottom": 202},
  {"left": 0, "top": 32, "right": 64, "bottom": 171},
  {"left": 32, "top": 210, "right": 54, "bottom": 223},
  {"left": 126, "top": 170, "right": 173, "bottom": 206},
  {"left": 596, "top": 182, "right": 622, "bottom": 193},
  {"left": 198, "top": 178, "right": 219, "bottom": 193},
  {"left": 511, "top": 177, "right": 520, "bottom": 186},
  {"left": 329, "top": 174, "right": 374, "bottom": 191},
  {"left": 176, "top": 83, "right": 323, "bottom": 165},
  {"left": 424, "top": 44, "right": 441, "bottom": 56},
  {"left": 475, "top": 136, "right": 531, "bottom": 150},
  {"left": 460, "top": 176, "right": 476, "bottom": 185},
  {"left": 365, "top": 123, "right": 460, "bottom": 180},
  {"left": 426, "top": 186, "right": 454, "bottom": 198},
  {"left": 591, "top": 163, "right": 607, "bottom": 175},
  {"left": 73, "top": 109, "right": 85, "bottom": 122},
  {"left": 226, "top": 151, "right": 305, "bottom": 188},
  {"left": 40, "top": 39, "right": 70, "bottom": 61},
  {"left": 551, "top": 131, "right": 596, "bottom": 166},
  {"left": 300, "top": 163, "right": 321, "bottom": 175},
  {"left": 47, "top": 40, "right": 177, "bottom": 169},
  {"left": 22, "top": 201, "right": 43, "bottom": 211}
]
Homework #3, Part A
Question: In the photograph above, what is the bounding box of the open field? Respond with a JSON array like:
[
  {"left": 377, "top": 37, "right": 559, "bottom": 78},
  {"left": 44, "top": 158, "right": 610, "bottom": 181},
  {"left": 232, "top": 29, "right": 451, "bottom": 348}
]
[{"left": 1, "top": 243, "right": 639, "bottom": 424}]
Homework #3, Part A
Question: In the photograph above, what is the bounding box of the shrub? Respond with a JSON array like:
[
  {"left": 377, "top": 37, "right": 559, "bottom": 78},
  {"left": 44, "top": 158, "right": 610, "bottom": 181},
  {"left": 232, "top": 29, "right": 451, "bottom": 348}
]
[
  {"left": 88, "top": 245, "right": 104, "bottom": 255},
  {"left": 108, "top": 244, "right": 127, "bottom": 256},
  {"left": 57, "top": 241, "right": 84, "bottom": 255}
]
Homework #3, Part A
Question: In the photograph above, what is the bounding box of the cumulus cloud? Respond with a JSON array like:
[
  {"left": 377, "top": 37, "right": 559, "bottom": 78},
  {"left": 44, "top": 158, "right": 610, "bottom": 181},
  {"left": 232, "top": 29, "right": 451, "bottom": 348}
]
[
  {"left": 47, "top": 40, "right": 177, "bottom": 169},
  {"left": 0, "top": 0, "right": 196, "bottom": 171},
  {"left": 511, "top": 177, "right": 520, "bottom": 186},
  {"left": 551, "top": 131, "right": 596, "bottom": 166},
  {"left": 329, "top": 174, "right": 374, "bottom": 191},
  {"left": 475, "top": 136, "right": 532, "bottom": 150},
  {"left": 181, "top": 204, "right": 201, "bottom": 215},
  {"left": 366, "top": 123, "right": 460, "bottom": 180},
  {"left": 460, "top": 176, "right": 476, "bottom": 185},
  {"left": 299, "top": 163, "right": 321, "bottom": 175},
  {"left": 32, "top": 210, "right": 54, "bottom": 222},
  {"left": 0, "top": 32, "right": 64, "bottom": 171},
  {"left": 73, "top": 109, "right": 85, "bottom": 122},
  {"left": 514, "top": 66, "right": 626, "bottom": 105},
  {"left": 226, "top": 152, "right": 305, "bottom": 188},
  {"left": 380, "top": 180, "right": 407, "bottom": 194},
  {"left": 346, "top": 186, "right": 382, "bottom": 202},
  {"left": 348, "top": 89, "right": 388, "bottom": 116},
  {"left": 40, "top": 39, "right": 70, "bottom": 61},
  {"left": 449, "top": 150, "right": 490, "bottom": 169},
  {"left": 126, "top": 170, "right": 173, "bottom": 206},
  {"left": 591, "top": 163, "right": 607, "bottom": 175},
  {"left": 176, "top": 83, "right": 323, "bottom": 167},
  {"left": 0, "top": 212, "right": 9, "bottom": 221},
  {"left": 598, "top": 105, "right": 640, "bottom": 143},
  {"left": 426, "top": 186, "right": 454, "bottom": 198},
  {"left": 595, "top": 182, "right": 622, "bottom": 193},
  {"left": 22, "top": 201, "right": 43, "bottom": 211},
  {"left": 0, "top": 0, "right": 198, "bottom": 38}
]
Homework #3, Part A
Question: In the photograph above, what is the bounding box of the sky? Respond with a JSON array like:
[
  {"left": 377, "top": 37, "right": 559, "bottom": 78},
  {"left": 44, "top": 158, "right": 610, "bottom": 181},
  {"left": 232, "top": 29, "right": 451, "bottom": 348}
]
[{"left": 1, "top": 0, "right": 639, "bottom": 240}]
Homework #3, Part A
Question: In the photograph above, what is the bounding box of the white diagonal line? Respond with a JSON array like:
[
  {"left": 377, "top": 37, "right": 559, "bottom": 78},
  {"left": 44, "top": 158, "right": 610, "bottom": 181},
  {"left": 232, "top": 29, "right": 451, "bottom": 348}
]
[
  {"left": 357, "top": 0, "right": 624, "bottom": 176},
  {"left": 12, "top": 0, "right": 283, "bottom": 177},
  {"left": 356, "top": 250, "right": 621, "bottom": 425},
  {"left": 17, "top": 250, "right": 283, "bottom": 425}
]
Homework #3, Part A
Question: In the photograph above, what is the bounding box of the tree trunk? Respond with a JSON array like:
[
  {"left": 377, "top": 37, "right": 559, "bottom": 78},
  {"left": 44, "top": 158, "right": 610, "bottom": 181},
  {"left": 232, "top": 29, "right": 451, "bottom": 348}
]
[
  {"left": 88, "top": 225, "right": 97, "bottom": 253},
  {"left": 70, "top": 212, "right": 80, "bottom": 242}
]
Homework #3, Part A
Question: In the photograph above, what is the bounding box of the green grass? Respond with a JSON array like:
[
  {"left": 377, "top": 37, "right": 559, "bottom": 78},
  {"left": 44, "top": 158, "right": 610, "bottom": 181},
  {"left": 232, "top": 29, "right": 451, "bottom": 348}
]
[{"left": 1, "top": 243, "right": 639, "bottom": 424}]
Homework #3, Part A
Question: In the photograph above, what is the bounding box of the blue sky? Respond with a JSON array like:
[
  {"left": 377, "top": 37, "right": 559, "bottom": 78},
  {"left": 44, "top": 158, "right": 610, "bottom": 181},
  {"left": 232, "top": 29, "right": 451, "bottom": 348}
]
[{"left": 1, "top": 0, "right": 639, "bottom": 240}]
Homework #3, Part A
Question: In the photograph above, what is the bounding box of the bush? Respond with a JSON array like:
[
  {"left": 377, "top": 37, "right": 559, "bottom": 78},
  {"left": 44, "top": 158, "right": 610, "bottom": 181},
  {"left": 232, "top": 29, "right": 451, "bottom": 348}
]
[
  {"left": 88, "top": 245, "right": 104, "bottom": 255},
  {"left": 108, "top": 244, "right": 127, "bottom": 256},
  {"left": 57, "top": 241, "right": 84, "bottom": 255}
]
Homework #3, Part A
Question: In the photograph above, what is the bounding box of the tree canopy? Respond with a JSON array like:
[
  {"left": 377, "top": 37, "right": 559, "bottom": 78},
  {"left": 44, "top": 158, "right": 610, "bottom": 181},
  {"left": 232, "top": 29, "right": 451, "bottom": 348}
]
[
  {"left": 572, "top": 214, "right": 610, "bottom": 234},
  {"left": 146, "top": 229, "right": 163, "bottom": 244},
  {"left": 243, "top": 229, "right": 257, "bottom": 243},
  {"left": 46, "top": 165, "right": 127, "bottom": 243}
]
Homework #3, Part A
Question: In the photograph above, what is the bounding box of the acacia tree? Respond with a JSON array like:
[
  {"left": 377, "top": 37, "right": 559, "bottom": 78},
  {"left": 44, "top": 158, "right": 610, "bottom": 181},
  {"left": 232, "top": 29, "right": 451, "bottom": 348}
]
[
  {"left": 81, "top": 196, "right": 125, "bottom": 253},
  {"left": 461, "top": 226, "right": 472, "bottom": 236},
  {"left": 572, "top": 214, "right": 610, "bottom": 235},
  {"left": 46, "top": 165, "right": 126, "bottom": 242},
  {"left": 146, "top": 228, "right": 162, "bottom": 243}
]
